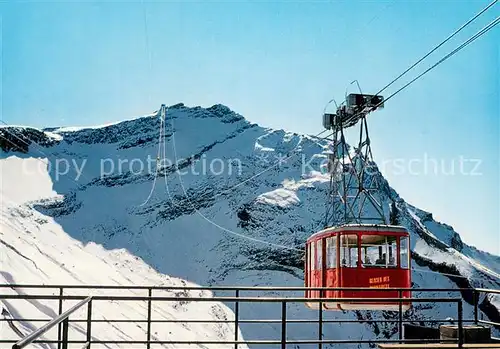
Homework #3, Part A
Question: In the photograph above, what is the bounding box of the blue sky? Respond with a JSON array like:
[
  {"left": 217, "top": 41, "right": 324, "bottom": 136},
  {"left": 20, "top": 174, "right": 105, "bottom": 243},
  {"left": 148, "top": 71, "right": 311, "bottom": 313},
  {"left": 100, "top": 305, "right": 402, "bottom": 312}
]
[{"left": 1, "top": 1, "right": 499, "bottom": 254}]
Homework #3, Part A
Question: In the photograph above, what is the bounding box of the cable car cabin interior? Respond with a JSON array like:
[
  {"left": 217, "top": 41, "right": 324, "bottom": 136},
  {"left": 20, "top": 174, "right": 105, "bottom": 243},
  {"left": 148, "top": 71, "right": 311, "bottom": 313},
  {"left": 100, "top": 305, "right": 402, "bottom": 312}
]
[{"left": 305, "top": 225, "right": 411, "bottom": 311}]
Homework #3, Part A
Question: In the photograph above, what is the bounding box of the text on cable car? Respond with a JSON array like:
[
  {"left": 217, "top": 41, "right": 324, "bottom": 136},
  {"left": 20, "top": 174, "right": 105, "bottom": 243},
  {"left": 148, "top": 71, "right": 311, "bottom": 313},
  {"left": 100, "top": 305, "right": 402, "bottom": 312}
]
[{"left": 369, "top": 276, "right": 390, "bottom": 288}]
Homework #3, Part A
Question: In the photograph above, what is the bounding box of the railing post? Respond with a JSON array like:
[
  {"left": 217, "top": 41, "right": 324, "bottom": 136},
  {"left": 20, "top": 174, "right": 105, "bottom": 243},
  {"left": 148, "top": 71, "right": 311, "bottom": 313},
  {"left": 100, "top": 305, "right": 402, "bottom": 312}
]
[
  {"left": 281, "top": 301, "right": 287, "bottom": 349},
  {"left": 87, "top": 300, "right": 92, "bottom": 349},
  {"left": 318, "top": 298, "right": 323, "bottom": 349},
  {"left": 58, "top": 287, "right": 63, "bottom": 349},
  {"left": 473, "top": 289, "right": 479, "bottom": 325},
  {"left": 398, "top": 290, "right": 403, "bottom": 342},
  {"left": 458, "top": 300, "right": 463, "bottom": 348},
  {"left": 62, "top": 318, "right": 69, "bottom": 349},
  {"left": 234, "top": 289, "right": 239, "bottom": 349},
  {"left": 147, "top": 288, "right": 152, "bottom": 349}
]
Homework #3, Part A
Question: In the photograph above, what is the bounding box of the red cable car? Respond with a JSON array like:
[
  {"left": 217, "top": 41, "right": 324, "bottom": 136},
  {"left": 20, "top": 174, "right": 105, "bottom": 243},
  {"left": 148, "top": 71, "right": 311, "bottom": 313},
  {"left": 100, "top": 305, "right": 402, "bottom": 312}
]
[{"left": 305, "top": 224, "right": 411, "bottom": 311}]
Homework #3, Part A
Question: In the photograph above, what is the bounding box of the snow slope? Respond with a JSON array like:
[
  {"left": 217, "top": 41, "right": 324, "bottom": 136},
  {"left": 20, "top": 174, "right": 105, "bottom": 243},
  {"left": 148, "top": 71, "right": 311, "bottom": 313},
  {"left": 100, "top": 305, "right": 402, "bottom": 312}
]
[
  {"left": 1, "top": 103, "right": 499, "bottom": 348},
  {"left": 0, "top": 165, "right": 244, "bottom": 348}
]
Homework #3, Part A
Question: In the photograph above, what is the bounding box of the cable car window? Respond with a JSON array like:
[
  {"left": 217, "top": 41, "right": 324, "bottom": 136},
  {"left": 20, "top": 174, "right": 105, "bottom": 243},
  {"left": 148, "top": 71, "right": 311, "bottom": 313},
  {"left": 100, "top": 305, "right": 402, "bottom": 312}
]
[
  {"left": 310, "top": 242, "right": 315, "bottom": 271},
  {"left": 400, "top": 236, "right": 409, "bottom": 269},
  {"left": 361, "top": 236, "right": 380, "bottom": 267},
  {"left": 316, "top": 239, "right": 323, "bottom": 270},
  {"left": 340, "top": 234, "right": 358, "bottom": 268},
  {"left": 387, "top": 237, "right": 397, "bottom": 268},
  {"left": 326, "top": 236, "right": 337, "bottom": 268},
  {"left": 360, "top": 235, "right": 396, "bottom": 268}
]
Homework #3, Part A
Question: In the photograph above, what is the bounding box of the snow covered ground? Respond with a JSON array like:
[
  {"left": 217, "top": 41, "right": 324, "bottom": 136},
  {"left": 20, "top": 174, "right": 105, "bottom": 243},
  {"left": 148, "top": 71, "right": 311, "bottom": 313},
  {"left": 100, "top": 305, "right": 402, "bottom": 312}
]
[
  {"left": 1, "top": 103, "right": 499, "bottom": 348},
  {"left": 0, "top": 180, "right": 244, "bottom": 348}
]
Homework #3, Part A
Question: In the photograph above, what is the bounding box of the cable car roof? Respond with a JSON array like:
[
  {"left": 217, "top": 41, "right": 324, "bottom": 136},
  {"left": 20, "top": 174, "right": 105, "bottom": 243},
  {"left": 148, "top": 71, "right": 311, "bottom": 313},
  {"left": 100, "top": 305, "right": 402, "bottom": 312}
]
[{"left": 307, "top": 224, "right": 408, "bottom": 242}]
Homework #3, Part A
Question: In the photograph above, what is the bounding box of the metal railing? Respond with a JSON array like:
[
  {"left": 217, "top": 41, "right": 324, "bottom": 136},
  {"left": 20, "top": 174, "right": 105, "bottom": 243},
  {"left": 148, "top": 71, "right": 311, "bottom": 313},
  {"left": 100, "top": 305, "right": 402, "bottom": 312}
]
[
  {"left": 474, "top": 288, "right": 500, "bottom": 341},
  {"left": 0, "top": 285, "right": 497, "bottom": 348},
  {"left": 10, "top": 296, "right": 92, "bottom": 349}
]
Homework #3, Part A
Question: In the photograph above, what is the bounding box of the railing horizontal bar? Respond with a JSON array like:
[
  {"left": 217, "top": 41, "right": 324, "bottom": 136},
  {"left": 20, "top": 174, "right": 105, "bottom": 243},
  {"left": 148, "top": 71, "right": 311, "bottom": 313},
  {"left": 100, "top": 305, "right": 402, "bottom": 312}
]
[
  {"left": 0, "top": 318, "right": 53, "bottom": 322},
  {"left": 232, "top": 319, "right": 471, "bottom": 324},
  {"left": 0, "top": 284, "right": 481, "bottom": 292},
  {"left": 75, "top": 338, "right": 459, "bottom": 344},
  {"left": 283, "top": 319, "right": 474, "bottom": 324},
  {"left": 478, "top": 319, "right": 500, "bottom": 326},
  {"left": 0, "top": 295, "right": 87, "bottom": 300},
  {"left": 0, "top": 340, "right": 88, "bottom": 344},
  {"left": 144, "top": 318, "right": 473, "bottom": 324},
  {"left": 0, "top": 317, "right": 476, "bottom": 324},
  {"left": 12, "top": 296, "right": 92, "bottom": 349},
  {"left": 474, "top": 288, "right": 500, "bottom": 295},
  {"left": 0, "top": 338, "right": 461, "bottom": 345},
  {"left": 0, "top": 294, "right": 461, "bottom": 303},
  {"left": 285, "top": 339, "right": 458, "bottom": 344}
]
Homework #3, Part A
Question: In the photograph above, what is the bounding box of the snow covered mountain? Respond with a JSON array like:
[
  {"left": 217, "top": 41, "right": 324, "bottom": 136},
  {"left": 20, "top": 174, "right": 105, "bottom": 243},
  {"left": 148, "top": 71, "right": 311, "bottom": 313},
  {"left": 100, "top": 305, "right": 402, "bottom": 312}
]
[{"left": 1, "top": 103, "right": 499, "bottom": 347}]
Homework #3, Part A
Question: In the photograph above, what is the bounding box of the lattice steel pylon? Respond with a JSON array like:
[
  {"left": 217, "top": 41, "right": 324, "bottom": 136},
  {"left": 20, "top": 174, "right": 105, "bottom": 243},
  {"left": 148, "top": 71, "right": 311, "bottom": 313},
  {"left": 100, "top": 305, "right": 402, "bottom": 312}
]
[{"left": 323, "top": 93, "right": 387, "bottom": 228}]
